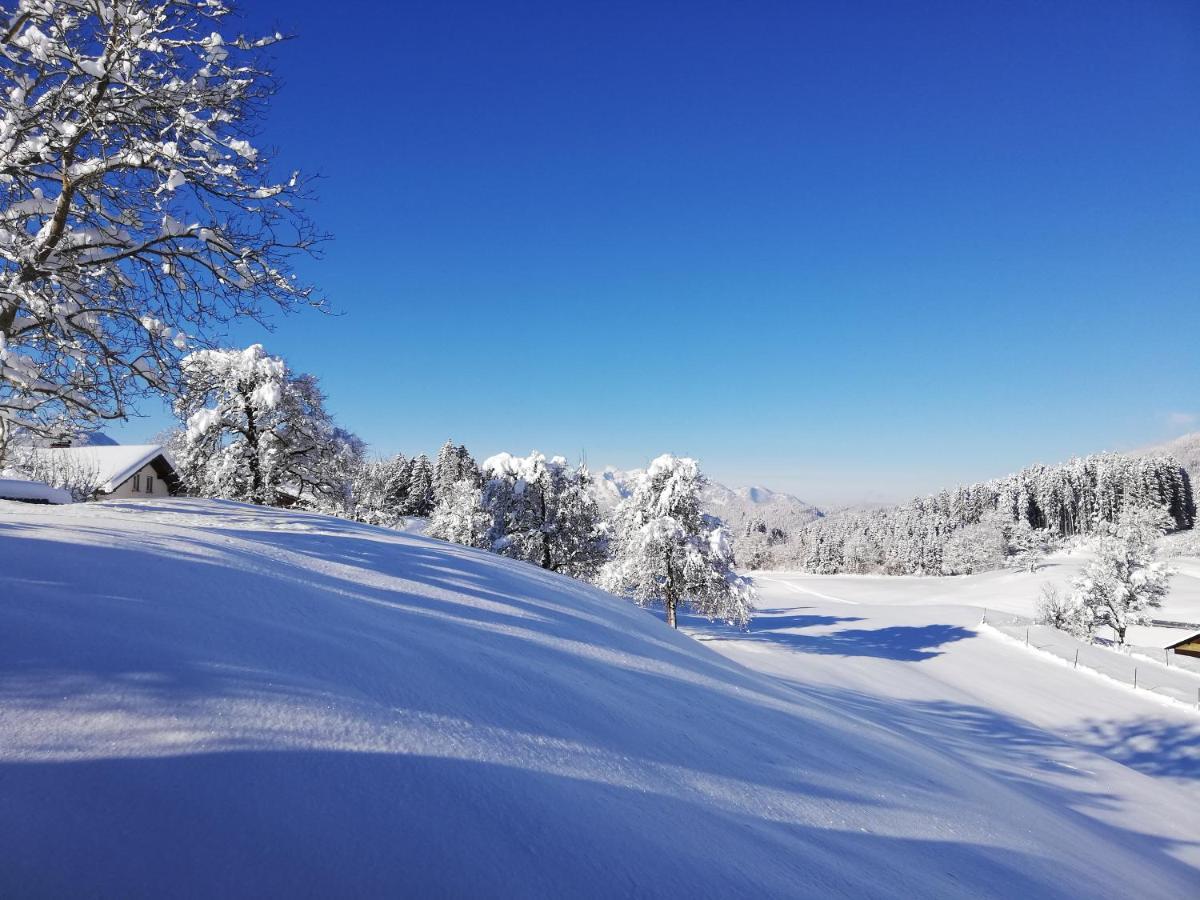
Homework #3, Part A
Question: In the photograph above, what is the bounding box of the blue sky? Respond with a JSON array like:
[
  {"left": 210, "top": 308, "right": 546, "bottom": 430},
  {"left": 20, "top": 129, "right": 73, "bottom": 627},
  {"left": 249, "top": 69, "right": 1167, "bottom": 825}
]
[{"left": 110, "top": 0, "right": 1200, "bottom": 507}]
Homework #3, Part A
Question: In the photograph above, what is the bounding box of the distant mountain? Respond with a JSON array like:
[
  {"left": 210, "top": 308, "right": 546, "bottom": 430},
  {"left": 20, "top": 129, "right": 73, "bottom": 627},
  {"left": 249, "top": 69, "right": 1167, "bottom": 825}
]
[
  {"left": 74, "top": 431, "right": 119, "bottom": 447},
  {"left": 19, "top": 430, "right": 119, "bottom": 448},
  {"left": 592, "top": 466, "right": 823, "bottom": 532}
]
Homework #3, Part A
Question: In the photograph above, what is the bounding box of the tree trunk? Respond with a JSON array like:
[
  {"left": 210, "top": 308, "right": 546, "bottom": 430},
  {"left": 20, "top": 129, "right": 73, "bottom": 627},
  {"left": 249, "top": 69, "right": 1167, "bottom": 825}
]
[
  {"left": 244, "top": 394, "right": 263, "bottom": 504},
  {"left": 665, "top": 598, "right": 677, "bottom": 629}
]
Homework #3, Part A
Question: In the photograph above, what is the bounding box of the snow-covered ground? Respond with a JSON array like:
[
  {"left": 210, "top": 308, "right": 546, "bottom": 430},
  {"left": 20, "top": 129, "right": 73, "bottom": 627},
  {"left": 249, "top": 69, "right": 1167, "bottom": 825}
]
[
  {"left": 755, "top": 544, "right": 1200, "bottom": 626},
  {"left": 2, "top": 500, "right": 1199, "bottom": 897}
]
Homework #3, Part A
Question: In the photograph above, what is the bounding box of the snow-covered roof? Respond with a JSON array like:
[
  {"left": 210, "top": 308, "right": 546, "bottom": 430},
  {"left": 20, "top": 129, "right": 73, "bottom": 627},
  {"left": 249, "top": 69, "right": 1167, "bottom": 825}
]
[
  {"left": 0, "top": 476, "right": 72, "bottom": 504},
  {"left": 28, "top": 444, "right": 174, "bottom": 493}
]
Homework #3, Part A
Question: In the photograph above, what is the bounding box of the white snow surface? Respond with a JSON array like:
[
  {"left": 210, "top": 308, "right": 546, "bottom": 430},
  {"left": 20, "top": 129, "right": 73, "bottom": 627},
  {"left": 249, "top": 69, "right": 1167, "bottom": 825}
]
[
  {"left": 0, "top": 477, "right": 71, "bottom": 504},
  {"left": 2, "top": 500, "right": 1199, "bottom": 897}
]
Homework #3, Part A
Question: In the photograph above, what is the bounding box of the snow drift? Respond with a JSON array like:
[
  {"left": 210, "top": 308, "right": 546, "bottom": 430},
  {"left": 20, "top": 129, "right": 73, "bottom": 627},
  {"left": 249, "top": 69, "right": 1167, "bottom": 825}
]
[{"left": 1, "top": 499, "right": 1197, "bottom": 897}]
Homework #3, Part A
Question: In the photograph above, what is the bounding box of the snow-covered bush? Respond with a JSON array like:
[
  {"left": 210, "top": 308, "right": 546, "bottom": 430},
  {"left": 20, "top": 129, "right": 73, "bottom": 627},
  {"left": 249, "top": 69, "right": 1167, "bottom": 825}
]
[
  {"left": 1034, "top": 584, "right": 1093, "bottom": 639},
  {"left": 0, "top": 1, "right": 321, "bottom": 454},
  {"left": 600, "top": 455, "right": 754, "bottom": 628}
]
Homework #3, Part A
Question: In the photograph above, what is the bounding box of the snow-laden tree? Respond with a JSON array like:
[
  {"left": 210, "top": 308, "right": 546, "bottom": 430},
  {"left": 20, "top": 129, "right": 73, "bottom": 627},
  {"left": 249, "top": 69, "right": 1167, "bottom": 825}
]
[
  {"left": 342, "top": 453, "right": 410, "bottom": 527},
  {"left": 433, "top": 439, "right": 478, "bottom": 504},
  {"left": 402, "top": 453, "right": 434, "bottom": 516},
  {"left": 1070, "top": 506, "right": 1173, "bottom": 644},
  {"left": 479, "top": 451, "right": 607, "bottom": 579},
  {"left": 600, "top": 454, "right": 754, "bottom": 628},
  {"left": 1007, "top": 520, "right": 1051, "bottom": 573},
  {"left": 940, "top": 515, "right": 1007, "bottom": 575},
  {"left": 427, "top": 477, "right": 490, "bottom": 549},
  {"left": 0, "top": 1, "right": 321, "bottom": 459},
  {"left": 173, "top": 344, "right": 350, "bottom": 505}
]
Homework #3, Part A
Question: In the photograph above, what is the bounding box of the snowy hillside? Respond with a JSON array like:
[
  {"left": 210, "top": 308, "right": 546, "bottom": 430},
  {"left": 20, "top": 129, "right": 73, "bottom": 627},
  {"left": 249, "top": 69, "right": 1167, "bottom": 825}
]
[{"left": 2, "top": 500, "right": 1199, "bottom": 896}]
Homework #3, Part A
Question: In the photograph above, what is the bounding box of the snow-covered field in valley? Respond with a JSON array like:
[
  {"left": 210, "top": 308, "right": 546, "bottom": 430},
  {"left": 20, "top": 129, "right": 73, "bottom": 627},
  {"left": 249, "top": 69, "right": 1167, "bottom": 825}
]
[{"left": 2, "top": 500, "right": 1199, "bottom": 898}]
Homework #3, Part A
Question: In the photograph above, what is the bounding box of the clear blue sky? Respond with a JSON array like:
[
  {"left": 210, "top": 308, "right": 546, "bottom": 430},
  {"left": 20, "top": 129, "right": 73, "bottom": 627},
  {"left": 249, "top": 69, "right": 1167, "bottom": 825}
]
[{"left": 111, "top": 0, "right": 1200, "bottom": 507}]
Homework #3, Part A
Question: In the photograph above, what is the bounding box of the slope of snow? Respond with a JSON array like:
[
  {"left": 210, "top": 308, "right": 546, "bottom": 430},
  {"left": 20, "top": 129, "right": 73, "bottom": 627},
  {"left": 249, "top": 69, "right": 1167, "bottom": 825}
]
[
  {"left": 2, "top": 500, "right": 1199, "bottom": 896},
  {"left": 754, "top": 545, "right": 1200, "bottom": 624}
]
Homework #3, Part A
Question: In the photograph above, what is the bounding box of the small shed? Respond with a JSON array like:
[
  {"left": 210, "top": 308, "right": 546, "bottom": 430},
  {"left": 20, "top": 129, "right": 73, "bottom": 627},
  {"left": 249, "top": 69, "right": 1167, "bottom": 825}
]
[
  {"left": 30, "top": 444, "right": 181, "bottom": 499},
  {"left": 1166, "top": 631, "right": 1200, "bottom": 659}
]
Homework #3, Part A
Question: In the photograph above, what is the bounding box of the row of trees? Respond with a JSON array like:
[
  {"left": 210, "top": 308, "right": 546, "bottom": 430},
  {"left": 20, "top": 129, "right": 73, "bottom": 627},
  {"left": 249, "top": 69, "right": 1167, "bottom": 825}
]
[
  {"left": 776, "top": 453, "right": 1194, "bottom": 576},
  {"left": 0, "top": 4, "right": 757, "bottom": 630},
  {"left": 153, "top": 345, "right": 753, "bottom": 627}
]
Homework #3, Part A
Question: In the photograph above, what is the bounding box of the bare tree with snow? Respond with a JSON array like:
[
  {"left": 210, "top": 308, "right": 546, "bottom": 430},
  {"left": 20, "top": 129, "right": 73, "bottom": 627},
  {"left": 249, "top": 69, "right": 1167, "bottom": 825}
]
[
  {"left": 1070, "top": 506, "right": 1173, "bottom": 645},
  {"left": 0, "top": 1, "right": 321, "bottom": 459},
  {"left": 173, "top": 344, "right": 350, "bottom": 506},
  {"left": 600, "top": 454, "right": 754, "bottom": 629}
]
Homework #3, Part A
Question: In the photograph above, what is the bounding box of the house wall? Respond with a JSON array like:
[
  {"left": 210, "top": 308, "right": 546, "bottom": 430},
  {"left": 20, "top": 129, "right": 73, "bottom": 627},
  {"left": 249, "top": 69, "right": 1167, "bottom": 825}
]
[{"left": 105, "top": 463, "right": 166, "bottom": 500}]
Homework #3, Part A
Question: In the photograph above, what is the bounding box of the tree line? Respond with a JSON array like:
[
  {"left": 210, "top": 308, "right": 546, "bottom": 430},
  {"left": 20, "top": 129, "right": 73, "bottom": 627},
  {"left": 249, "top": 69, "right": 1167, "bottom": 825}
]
[{"left": 766, "top": 453, "right": 1194, "bottom": 576}]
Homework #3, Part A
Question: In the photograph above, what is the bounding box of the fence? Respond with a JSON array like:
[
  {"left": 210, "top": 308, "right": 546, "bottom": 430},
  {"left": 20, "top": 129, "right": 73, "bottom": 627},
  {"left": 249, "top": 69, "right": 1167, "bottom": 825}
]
[{"left": 981, "top": 612, "right": 1200, "bottom": 711}]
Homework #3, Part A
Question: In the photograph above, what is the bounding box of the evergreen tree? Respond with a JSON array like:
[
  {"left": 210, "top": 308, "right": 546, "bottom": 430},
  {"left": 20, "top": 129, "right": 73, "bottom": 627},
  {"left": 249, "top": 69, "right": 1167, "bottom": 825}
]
[
  {"left": 433, "top": 440, "right": 479, "bottom": 504},
  {"left": 403, "top": 454, "right": 435, "bottom": 517}
]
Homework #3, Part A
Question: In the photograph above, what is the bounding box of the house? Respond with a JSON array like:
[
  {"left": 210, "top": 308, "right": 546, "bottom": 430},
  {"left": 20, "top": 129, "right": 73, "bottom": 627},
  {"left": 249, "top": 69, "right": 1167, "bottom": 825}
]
[
  {"left": 1166, "top": 630, "right": 1200, "bottom": 660},
  {"left": 31, "top": 444, "right": 181, "bottom": 499}
]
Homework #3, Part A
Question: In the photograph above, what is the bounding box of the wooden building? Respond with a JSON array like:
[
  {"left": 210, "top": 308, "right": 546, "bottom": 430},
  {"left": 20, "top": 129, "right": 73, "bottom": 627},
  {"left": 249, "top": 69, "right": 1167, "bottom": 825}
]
[{"left": 1167, "top": 631, "right": 1200, "bottom": 659}]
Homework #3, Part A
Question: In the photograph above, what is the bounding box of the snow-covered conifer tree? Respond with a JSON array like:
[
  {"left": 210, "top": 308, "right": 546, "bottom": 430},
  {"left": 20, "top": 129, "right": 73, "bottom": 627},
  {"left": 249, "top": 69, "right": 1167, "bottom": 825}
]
[
  {"left": 0, "top": 1, "right": 322, "bottom": 457},
  {"left": 433, "top": 439, "right": 478, "bottom": 504},
  {"left": 403, "top": 454, "right": 434, "bottom": 516},
  {"left": 600, "top": 454, "right": 754, "bottom": 628}
]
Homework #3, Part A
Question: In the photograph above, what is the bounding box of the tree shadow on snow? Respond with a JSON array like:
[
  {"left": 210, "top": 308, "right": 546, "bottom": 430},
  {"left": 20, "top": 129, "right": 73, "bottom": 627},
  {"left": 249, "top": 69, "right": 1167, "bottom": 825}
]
[
  {"left": 742, "top": 617, "right": 974, "bottom": 661},
  {"left": 3, "top": 507, "right": 1200, "bottom": 897},
  {"left": 1072, "top": 718, "right": 1200, "bottom": 782}
]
